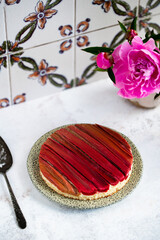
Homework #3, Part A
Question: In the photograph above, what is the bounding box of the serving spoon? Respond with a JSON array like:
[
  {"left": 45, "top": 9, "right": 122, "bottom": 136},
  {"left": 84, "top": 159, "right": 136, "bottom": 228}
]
[{"left": 0, "top": 136, "right": 26, "bottom": 229}]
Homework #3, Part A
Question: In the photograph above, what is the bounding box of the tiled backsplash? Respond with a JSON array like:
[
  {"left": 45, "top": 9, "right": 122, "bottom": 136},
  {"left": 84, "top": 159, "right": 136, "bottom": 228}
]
[{"left": 0, "top": 0, "right": 160, "bottom": 109}]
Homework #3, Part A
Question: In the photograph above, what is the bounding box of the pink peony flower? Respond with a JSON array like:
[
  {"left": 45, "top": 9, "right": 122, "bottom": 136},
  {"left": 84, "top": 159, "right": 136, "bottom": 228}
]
[
  {"left": 112, "top": 36, "right": 160, "bottom": 98},
  {"left": 96, "top": 52, "right": 114, "bottom": 69}
]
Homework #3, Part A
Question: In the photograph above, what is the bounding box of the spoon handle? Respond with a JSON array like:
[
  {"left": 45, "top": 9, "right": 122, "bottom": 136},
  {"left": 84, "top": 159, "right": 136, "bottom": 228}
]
[{"left": 3, "top": 173, "right": 27, "bottom": 229}]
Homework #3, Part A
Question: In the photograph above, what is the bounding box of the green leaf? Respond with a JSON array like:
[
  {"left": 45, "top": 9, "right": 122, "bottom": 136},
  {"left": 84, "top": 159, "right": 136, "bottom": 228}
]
[
  {"left": 107, "top": 67, "right": 115, "bottom": 84},
  {"left": 75, "top": 77, "right": 80, "bottom": 86},
  {"left": 10, "top": 56, "right": 15, "bottom": 66},
  {"left": 154, "top": 92, "right": 160, "bottom": 100},
  {"left": 130, "top": 17, "right": 137, "bottom": 30},
  {"left": 110, "top": 30, "right": 125, "bottom": 48},
  {"left": 118, "top": 21, "right": 127, "bottom": 32},
  {"left": 48, "top": 74, "right": 67, "bottom": 87},
  {"left": 44, "top": 0, "right": 62, "bottom": 10},
  {"left": 2, "top": 41, "right": 6, "bottom": 51},
  {"left": 82, "top": 62, "right": 97, "bottom": 79},
  {"left": 20, "top": 57, "right": 38, "bottom": 71},
  {"left": 147, "top": 23, "right": 160, "bottom": 34},
  {"left": 3, "top": 58, "right": 7, "bottom": 68},
  {"left": 69, "top": 79, "right": 74, "bottom": 88},
  {"left": 94, "top": 67, "right": 108, "bottom": 72},
  {"left": 147, "top": 0, "right": 160, "bottom": 9},
  {"left": 11, "top": 47, "right": 23, "bottom": 52},
  {"left": 82, "top": 47, "right": 114, "bottom": 55},
  {"left": 0, "top": 57, "right": 7, "bottom": 68},
  {"left": 18, "top": 61, "right": 33, "bottom": 71},
  {"left": 7, "top": 41, "right": 12, "bottom": 50},
  {"left": 143, "top": 29, "right": 160, "bottom": 43},
  {"left": 112, "top": 0, "right": 130, "bottom": 16},
  {"left": 13, "top": 51, "right": 24, "bottom": 56},
  {"left": 15, "top": 22, "right": 37, "bottom": 44}
]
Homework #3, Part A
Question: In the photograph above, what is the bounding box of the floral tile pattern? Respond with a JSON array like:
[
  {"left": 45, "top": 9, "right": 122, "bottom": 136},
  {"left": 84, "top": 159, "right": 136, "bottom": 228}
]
[
  {"left": 75, "top": 25, "right": 122, "bottom": 86},
  {"left": 0, "top": 62, "right": 11, "bottom": 109},
  {"left": 0, "top": 0, "right": 160, "bottom": 109},
  {"left": 5, "top": 0, "right": 74, "bottom": 49},
  {"left": 139, "top": 0, "right": 160, "bottom": 16},
  {"left": 138, "top": 13, "right": 160, "bottom": 39},
  {"left": 9, "top": 39, "right": 74, "bottom": 102},
  {"left": 0, "top": 5, "right": 6, "bottom": 45},
  {"left": 76, "top": 0, "right": 139, "bottom": 34}
]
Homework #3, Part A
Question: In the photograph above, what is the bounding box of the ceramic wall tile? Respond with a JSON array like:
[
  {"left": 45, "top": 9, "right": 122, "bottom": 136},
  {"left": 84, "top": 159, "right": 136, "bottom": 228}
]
[
  {"left": 0, "top": 5, "right": 11, "bottom": 109},
  {"left": 76, "top": 0, "right": 138, "bottom": 34},
  {"left": 1, "top": 0, "right": 160, "bottom": 110},
  {"left": 139, "top": 0, "right": 160, "bottom": 16},
  {"left": 5, "top": 0, "right": 74, "bottom": 50},
  {"left": 0, "top": 5, "right": 6, "bottom": 51},
  {"left": 9, "top": 39, "right": 74, "bottom": 103},
  {"left": 0, "top": 59, "right": 11, "bottom": 109},
  {"left": 75, "top": 24, "right": 123, "bottom": 86}
]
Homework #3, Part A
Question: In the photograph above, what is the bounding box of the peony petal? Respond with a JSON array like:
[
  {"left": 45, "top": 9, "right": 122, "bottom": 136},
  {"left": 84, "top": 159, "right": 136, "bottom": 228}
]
[
  {"left": 131, "top": 36, "right": 143, "bottom": 49},
  {"left": 44, "top": 9, "right": 57, "bottom": 18},
  {"left": 141, "top": 49, "right": 160, "bottom": 65},
  {"left": 112, "top": 45, "right": 121, "bottom": 61},
  {"left": 38, "top": 17, "right": 46, "bottom": 29},
  {"left": 144, "top": 38, "right": 156, "bottom": 51},
  {"left": 96, "top": 52, "right": 113, "bottom": 69},
  {"left": 24, "top": 12, "right": 37, "bottom": 22},
  {"left": 39, "top": 59, "right": 48, "bottom": 70},
  {"left": 117, "top": 88, "right": 130, "bottom": 98},
  {"left": 119, "top": 41, "right": 132, "bottom": 61},
  {"left": 46, "top": 66, "right": 57, "bottom": 74},
  {"left": 28, "top": 71, "right": 39, "bottom": 79},
  {"left": 36, "top": 0, "right": 44, "bottom": 13}
]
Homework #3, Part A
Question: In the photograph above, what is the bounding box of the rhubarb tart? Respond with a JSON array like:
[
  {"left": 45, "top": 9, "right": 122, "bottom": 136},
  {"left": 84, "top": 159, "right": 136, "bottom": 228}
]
[{"left": 39, "top": 124, "right": 133, "bottom": 200}]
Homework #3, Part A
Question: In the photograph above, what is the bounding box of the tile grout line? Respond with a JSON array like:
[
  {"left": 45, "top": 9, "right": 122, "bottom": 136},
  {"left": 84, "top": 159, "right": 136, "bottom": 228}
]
[
  {"left": 137, "top": 0, "right": 140, "bottom": 32},
  {"left": 3, "top": 6, "right": 13, "bottom": 106},
  {"left": 1, "top": 12, "right": 160, "bottom": 58},
  {"left": 73, "top": 0, "right": 77, "bottom": 87},
  {"left": 0, "top": 7, "right": 159, "bottom": 57},
  {"left": 0, "top": 23, "right": 125, "bottom": 56}
]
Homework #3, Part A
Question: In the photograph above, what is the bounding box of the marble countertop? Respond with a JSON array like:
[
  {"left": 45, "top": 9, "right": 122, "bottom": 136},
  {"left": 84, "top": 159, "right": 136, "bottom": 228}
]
[{"left": 0, "top": 79, "right": 160, "bottom": 240}]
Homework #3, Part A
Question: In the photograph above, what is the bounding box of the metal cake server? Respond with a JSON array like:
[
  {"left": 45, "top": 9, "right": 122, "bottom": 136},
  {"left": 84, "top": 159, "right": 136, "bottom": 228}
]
[{"left": 0, "top": 136, "right": 26, "bottom": 229}]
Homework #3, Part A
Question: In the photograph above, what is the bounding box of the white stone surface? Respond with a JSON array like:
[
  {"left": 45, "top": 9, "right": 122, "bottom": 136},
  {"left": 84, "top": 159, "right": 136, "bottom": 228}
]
[{"left": 0, "top": 79, "right": 160, "bottom": 240}]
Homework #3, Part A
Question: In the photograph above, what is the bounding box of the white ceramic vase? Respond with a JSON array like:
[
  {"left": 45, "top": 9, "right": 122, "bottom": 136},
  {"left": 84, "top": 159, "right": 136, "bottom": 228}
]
[{"left": 128, "top": 93, "right": 160, "bottom": 109}]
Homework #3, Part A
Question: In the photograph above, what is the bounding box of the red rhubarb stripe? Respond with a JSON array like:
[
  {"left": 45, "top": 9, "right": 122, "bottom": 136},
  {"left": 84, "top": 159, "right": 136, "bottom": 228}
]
[
  {"left": 77, "top": 124, "right": 132, "bottom": 165},
  {"left": 57, "top": 128, "right": 125, "bottom": 182},
  {"left": 39, "top": 158, "right": 78, "bottom": 196},
  {"left": 96, "top": 124, "right": 130, "bottom": 148},
  {"left": 93, "top": 124, "right": 133, "bottom": 160},
  {"left": 96, "top": 124, "right": 133, "bottom": 157},
  {"left": 40, "top": 145, "right": 97, "bottom": 195},
  {"left": 68, "top": 125, "right": 130, "bottom": 176},
  {"left": 75, "top": 124, "right": 131, "bottom": 170},
  {"left": 48, "top": 136, "right": 110, "bottom": 191},
  {"left": 53, "top": 132, "right": 119, "bottom": 185}
]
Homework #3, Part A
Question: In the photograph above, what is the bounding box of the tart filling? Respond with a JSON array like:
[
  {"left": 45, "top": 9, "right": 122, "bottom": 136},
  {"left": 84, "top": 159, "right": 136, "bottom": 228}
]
[{"left": 39, "top": 124, "right": 133, "bottom": 200}]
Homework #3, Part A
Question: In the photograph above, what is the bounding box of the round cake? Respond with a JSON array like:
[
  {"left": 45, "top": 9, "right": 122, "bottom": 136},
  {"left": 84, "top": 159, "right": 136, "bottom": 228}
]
[{"left": 39, "top": 124, "right": 133, "bottom": 200}]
